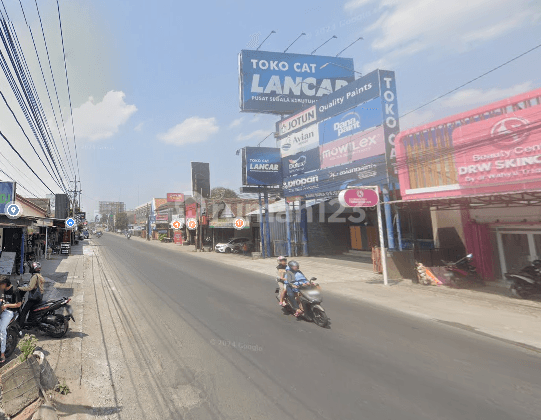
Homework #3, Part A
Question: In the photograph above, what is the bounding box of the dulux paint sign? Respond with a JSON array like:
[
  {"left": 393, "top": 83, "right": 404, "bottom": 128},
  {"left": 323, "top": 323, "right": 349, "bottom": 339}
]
[
  {"left": 282, "top": 148, "right": 320, "bottom": 177},
  {"left": 318, "top": 97, "right": 383, "bottom": 145},
  {"left": 239, "top": 50, "right": 355, "bottom": 114},
  {"left": 0, "top": 182, "right": 15, "bottom": 215}
]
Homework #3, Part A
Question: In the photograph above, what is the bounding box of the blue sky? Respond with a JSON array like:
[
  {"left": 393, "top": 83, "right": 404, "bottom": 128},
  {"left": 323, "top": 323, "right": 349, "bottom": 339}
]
[{"left": 0, "top": 0, "right": 540, "bottom": 214}]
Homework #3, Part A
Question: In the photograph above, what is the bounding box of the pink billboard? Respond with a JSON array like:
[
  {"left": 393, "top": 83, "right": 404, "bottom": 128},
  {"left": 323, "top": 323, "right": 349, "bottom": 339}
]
[
  {"left": 319, "top": 126, "right": 385, "bottom": 169},
  {"left": 453, "top": 106, "right": 541, "bottom": 189}
]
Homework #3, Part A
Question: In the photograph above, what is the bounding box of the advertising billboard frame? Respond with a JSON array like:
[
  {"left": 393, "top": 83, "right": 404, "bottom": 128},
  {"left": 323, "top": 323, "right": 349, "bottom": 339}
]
[{"left": 0, "top": 182, "right": 16, "bottom": 215}]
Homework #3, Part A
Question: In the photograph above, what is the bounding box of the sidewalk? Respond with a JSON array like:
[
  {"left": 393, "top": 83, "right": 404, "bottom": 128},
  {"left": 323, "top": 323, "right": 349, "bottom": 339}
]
[{"left": 129, "top": 234, "right": 541, "bottom": 350}]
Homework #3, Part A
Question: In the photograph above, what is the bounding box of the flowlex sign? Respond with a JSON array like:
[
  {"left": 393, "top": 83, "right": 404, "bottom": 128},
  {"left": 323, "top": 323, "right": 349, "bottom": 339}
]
[{"left": 239, "top": 50, "right": 355, "bottom": 114}]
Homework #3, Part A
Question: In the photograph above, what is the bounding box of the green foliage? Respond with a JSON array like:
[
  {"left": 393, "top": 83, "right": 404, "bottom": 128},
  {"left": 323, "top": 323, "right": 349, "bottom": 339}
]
[
  {"left": 158, "top": 233, "right": 168, "bottom": 242},
  {"left": 211, "top": 187, "right": 238, "bottom": 199},
  {"left": 116, "top": 212, "right": 129, "bottom": 230},
  {"left": 55, "top": 380, "right": 71, "bottom": 395},
  {"left": 17, "top": 335, "right": 38, "bottom": 362}
]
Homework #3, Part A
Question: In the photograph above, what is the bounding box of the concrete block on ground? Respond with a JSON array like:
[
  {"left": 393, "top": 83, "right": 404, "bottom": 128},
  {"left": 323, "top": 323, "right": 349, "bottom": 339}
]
[
  {"left": 0, "top": 357, "right": 41, "bottom": 417},
  {"left": 32, "top": 352, "right": 58, "bottom": 391},
  {"left": 31, "top": 404, "right": 58, "bottom": 420},
  {"left": 252, "top": 252, "right": 261, "bottom": 260}
]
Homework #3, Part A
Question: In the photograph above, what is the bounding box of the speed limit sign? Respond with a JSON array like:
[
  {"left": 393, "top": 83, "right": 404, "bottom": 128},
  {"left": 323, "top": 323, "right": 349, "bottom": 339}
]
[{"left": 234, "top": 218, "right": 245, "bottom": 230}]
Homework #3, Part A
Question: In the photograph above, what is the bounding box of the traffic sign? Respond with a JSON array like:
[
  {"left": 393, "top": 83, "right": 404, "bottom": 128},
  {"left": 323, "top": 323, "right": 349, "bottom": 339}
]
[
  {"left": 187, "top": 219, "right": 197, "bottom": 230},
  {"left": 5, "top": 202, "right": 21, "bottom": 219},
  {"left": 172, "top": 220, "right": 181, "bottom": 229},
  {"left": 234, "top": 218, "right": 245, "bottom": 230},
  {"left": 65, "top": 217, "right": 76, "bottom": 228}
]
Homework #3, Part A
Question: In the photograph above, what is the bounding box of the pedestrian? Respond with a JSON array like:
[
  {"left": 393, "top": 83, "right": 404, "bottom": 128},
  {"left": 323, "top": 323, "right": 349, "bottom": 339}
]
[
  {"left": 242, "top": 242, "right": 249, "bottom": 256},
  {"left": 0, "top": 276, "right": 22, "bottom": 363}
]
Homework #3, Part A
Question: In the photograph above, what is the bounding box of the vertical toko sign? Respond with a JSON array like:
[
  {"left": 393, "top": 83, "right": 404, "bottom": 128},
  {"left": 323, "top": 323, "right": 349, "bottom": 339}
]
[{"left": 379, "top": 70, "right": 400, "bottom": 183}]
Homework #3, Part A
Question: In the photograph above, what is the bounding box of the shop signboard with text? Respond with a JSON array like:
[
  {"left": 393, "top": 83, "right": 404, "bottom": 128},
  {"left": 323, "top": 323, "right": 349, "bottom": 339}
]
[
  {"left": 277, "top": 106, "right": 316, "bottom": 136},
  {"left": 242, "top": 147, "right": 282, "bottom": 186},
  {"left": 239, "top": 50, "right": 354, "bottom": 114},
  {"left": 0, "top": 182, "right": 15, "bottom": 215},
  {"left": 282, "top": 147, "right": 320, "bottom": 177},
  {"left": 167, "top": 193, "right": 185, "bottom": 203},
  {"left": 278, "top": 124, "right": 319, "bottom": 157}
]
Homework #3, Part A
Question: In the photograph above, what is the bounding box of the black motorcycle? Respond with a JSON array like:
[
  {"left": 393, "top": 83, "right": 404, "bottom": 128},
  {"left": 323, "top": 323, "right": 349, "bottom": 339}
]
[
  {"left": 506, "top": 261, "right": 541, "bottom": 299},
  {"left": 18, "top": 292, "right": 74, "bottom": 338},
  {"left": 441, "top": 253, "right": 485, "bottom": 287},
  {"left": 275, "top": 278, "right": 329, "bottom": 328}
]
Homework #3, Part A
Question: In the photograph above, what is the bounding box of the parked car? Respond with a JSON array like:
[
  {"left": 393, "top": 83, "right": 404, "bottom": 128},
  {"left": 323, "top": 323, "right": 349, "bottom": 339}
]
[{"left": 215, "top": 238, "right": 253, "bottom": 253}]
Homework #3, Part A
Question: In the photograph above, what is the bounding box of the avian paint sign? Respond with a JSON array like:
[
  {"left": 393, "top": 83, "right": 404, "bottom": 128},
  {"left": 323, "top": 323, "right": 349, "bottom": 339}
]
[
  {"left": 0, "top": 182, "right": 15, "bottom": 215},
  {"left": 239, "top": 50, "right": 355, "bottom": 114}
]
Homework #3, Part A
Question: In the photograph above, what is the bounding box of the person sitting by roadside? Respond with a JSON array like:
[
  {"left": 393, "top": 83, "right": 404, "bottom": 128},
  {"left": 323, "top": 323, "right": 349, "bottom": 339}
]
[
  {"left": 0, "top": 276, "right": 22, "bottom": 363},
  {"left": 18, "top": 261, "right": 45, "bottom": 327},
  {"left": 276, "top": 256, "right": 288, "bottom": 306},
  {"left": 285, "top": 261, "right": 311, "bottom": 317}
]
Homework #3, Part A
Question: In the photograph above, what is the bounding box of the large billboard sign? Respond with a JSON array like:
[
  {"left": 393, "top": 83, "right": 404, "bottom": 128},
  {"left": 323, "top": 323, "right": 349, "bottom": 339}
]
[
  {"left": 242, "top": 147, "right": 282, "bottom": 186},
  {"left": 395, "top": 88, "right": 541, "bottom": 200},
  {"left": 0, "top": 182, "right": 15, "bottom": 215},
  {"left": 167, "top": 193, "right": 185, "bottom": 203},
  {"left": 274, "top": 69, "right": 399, "bottom": 198},
  {"left": 238, "top": 50, "right": 355, "bottom": 115}
]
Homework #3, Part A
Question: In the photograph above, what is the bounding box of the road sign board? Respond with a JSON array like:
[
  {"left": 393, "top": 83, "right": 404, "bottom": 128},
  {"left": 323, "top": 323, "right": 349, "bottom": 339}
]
[
  {"left": 187, "top": 219, "right": 197, "bottom": 230},
  {"left": 65, "top": 217, "right": 76, "bottom": 228},
  {"left": 234, "top": 218, "right": 245, "bottom": 230},
  {"left": 172, "top": 220, "right": 181, "bottom": 229}
]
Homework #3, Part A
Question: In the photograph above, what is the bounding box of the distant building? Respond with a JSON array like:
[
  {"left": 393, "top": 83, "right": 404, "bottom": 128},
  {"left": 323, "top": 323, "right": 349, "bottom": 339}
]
[{"left": 99, "top": 201, "right": 126, "bottom": 215}]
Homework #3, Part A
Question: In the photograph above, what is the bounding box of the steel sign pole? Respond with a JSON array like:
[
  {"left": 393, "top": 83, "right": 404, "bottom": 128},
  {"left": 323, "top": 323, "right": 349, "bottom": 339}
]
[
  {"left": 264, "top": 188, "right": 272, "bottom": 258},
  {"left": 375, "top": 186, "right": 389, "bottom": 286},
  {"left": 258, "top": 188, "right": 265, "bottom": 258},
  {"left": 285, "top": 200, "right": 292, "bottom": 257}
]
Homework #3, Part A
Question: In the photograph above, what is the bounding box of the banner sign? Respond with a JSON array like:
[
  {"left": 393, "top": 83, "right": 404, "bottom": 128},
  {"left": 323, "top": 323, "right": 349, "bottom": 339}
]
[
  {"left": 156, "top": 214, "right": 169, "bottom": 221},
  {"left": 282, "top": 154, "right": 388, "bottom": 198},
  {"left": 242, "top": 147, "right": 282, "bottom": 186},
  {"left": 167, "top": 193, "right": 185, "bottom": 203},
  {"left": 379, "top": 70, "right": 400, "bottom": 182},
  {"left": 0, "top": 182, "right": 15, "bottom": 215},
  {"left": 277, "top": 106, "right": 316, "bottom": 137},
  {"left": 314, "top": 70, "right": 381, "bottom": 122},
  {"left": 338, "top": 188, "right": 379, "bottom": 207},
  {"left": 320, "top": 126, "right": 385, "bottom": 169},
  {"left": 239, "top": 50, "right": 355, "bottom": 114},
  {"left": 282, "top": 147, "right": 320, "bottom": 177},
  {"left": 278, "top": 124, "right": 319, "bottom": 157},
  {"left": 318, "top": 97, "right": 382, "bottom": 145}
]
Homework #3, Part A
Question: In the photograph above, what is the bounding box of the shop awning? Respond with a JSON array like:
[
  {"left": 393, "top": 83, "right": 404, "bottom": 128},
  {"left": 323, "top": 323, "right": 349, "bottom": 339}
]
[{"left": 389, "top": 189, "right": 541, "bottom": 211}]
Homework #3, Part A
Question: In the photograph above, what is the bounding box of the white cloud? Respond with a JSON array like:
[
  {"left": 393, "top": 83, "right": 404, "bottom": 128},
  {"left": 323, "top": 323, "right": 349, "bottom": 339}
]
[
  {"left": 236, "top": 129, "right": 272, "bottom": 143},
  {"left": 400, "top": 109, "right": 435, "bottom": 130},
  {"left": 134, "top": 122, "right": 144, "bottom": 131},
  {"left": 440, "top": 82, "right": 534, "bottom": 109},
  {"left": 73, "top": 91, "right": 137, "bottom": 141},
  {"left": 158, "top": 117, "right": 219, "bottom": 146},
  {"left": 344, "top": 0, "right": 375, "bottom": 12},
  {"left": 228, "top": 117, "right": 244, "bottom": 129},
  {"left": 364, "top": 0, "right": 538, "bottom": 57}
]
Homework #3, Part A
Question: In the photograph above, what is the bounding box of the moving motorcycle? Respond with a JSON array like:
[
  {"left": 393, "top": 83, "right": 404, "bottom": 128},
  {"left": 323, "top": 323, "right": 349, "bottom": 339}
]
[
  {"left": 275, "top": 278, "right": 329, "bottom": 328},
  {"left": 126, "top": 232, "right": 131, "bottom": 240},
  {"left": 441, "top": 253, "right": 484, "bottom": 287},
  {"left": 506, "top": 260, "right": 541, "bottom": 299}
]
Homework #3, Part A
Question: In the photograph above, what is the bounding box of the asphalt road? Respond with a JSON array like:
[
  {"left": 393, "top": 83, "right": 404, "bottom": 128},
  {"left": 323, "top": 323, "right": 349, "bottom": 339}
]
[{"left": 93, "top": 233, "right": 541, "bottom": 420}]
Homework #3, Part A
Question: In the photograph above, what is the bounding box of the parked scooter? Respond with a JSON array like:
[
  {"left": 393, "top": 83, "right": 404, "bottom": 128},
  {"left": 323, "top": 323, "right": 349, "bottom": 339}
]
[
  {"left": 506, "top": 260, "right": 541, "bottom": 299},
  {"left": 441, "top": 253, "right": 485, "bottom": 287},
  {"left": 275, "top": 278, "right": 329, "bottom": 327},
  {"left": 126, "top": 232, "right": 131, "bottom": 240}
]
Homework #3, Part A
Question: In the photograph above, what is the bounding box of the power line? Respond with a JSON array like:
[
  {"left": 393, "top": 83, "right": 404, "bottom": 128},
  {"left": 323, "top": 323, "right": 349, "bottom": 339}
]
[{"left": 56, "top": 0, "right": 80, "bottom": 185}]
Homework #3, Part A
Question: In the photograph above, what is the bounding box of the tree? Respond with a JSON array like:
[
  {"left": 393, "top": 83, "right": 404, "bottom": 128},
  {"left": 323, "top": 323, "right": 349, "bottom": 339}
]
[
  {"left": 116, "top": 212, "right": 129, "bottom": 230},
  {"left": 210, "top": 187, "right": 238, "bottom": 199}
]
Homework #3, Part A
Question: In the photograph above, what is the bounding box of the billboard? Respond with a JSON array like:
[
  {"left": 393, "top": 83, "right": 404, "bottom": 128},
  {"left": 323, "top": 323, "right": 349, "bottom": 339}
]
[
  {"left": 238, "top": 50, "right": 355, "bottom": 114},
  {"left": 0, "top": 182, "right": 15, "bottom": 215},
  {"left": 55, "top": 194, "right": 69, "bottom": 219},
  {"left": 242, "top": 147, "right": 282, "bottom": 186},
  {"left": 167, "top": 193, "right": 185, "bottom": 203},
  {"left": 282, "top": 148, "right": 320, "bottom": 178},
  {"left": 277, "top": 124, "right": 319, "bottom": 157},
  {"left": 318, "top": 97, "right": 383, "bottom": 145},
  {"left": 191, "top": 162, "right": 210, "bottom": 199},
  {"left": 282, "top": 154, "right": 388, "bottom": 199},
  {"left": 395, "top": 87, "right": 541, "bottom": 200},
  {"left": 273, "top": 70, "right": 399, "bottom": 197}
]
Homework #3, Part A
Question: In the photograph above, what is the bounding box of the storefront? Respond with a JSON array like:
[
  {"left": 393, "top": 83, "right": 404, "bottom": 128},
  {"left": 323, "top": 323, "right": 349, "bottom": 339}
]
[{"left": 395, "top": 87, "right": 541, "bottom": 281}]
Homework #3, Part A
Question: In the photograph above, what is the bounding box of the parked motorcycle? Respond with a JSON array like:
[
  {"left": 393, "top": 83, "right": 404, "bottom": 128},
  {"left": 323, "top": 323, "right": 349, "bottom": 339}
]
[
  {"left": 506, "top": 260, "right": 541, "bottom": 299},
  {"left": 4, "top": 312, "right": 23, "bottom": 358},
  {"left": 126, "top": 233, "right": 131, "bottom": 240},
  {"left": 441, "top": 253, "right": 484, "bottom": 287},
  {"left": 18, "top": 291, "right": 74, "bottom": 338},
  {"left": 275, "top": 278, "right": 329, "bottom": 327}
]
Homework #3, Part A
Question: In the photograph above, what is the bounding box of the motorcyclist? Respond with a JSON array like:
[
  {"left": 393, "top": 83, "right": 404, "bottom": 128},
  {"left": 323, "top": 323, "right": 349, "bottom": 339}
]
[
  {"left": 18, "top": 261, "right": 45, "bottom": 327},
  {"left": 285, "top": 261, "right": 311, "bottom": 317},
  {"left": 276, "top": 256, "right": 288, "bottom": 306}
]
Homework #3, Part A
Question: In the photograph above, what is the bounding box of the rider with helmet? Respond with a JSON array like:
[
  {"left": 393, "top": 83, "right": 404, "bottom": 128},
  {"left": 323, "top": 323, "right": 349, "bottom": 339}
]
[
  {"left": 18, "top": 261, "right": 45, "bottom": 327},
  {"left": 285, "top": 261, "right": 311, "bottom": 317},
  {"left": 276, "top": 256, "right": 288, "bottom": 306}
]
